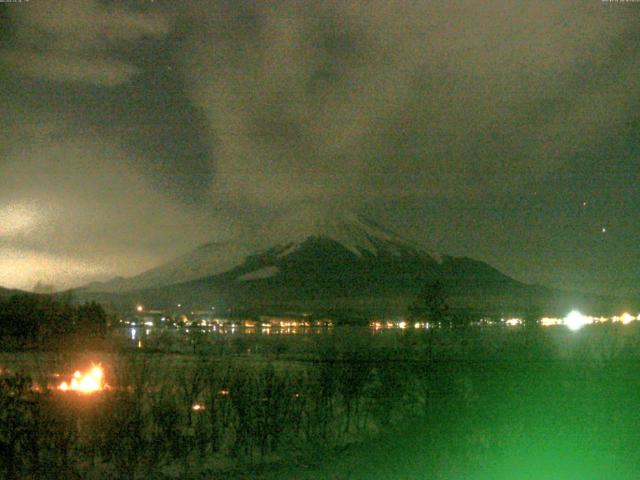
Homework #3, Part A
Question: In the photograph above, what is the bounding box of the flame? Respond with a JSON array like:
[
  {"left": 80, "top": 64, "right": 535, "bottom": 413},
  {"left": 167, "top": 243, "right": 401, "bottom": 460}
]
[{"left": 57, "top": 365, "right": 105, "bottom": 393}]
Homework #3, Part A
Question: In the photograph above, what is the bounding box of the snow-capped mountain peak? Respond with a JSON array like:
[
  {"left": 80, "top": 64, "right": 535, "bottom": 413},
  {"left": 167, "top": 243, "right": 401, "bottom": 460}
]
[
  {"left": 83, "top": 208, "right": 441, "bottom": 293},
  {"left": 257, "top": 207, "right": 440, "bottom": 260}
]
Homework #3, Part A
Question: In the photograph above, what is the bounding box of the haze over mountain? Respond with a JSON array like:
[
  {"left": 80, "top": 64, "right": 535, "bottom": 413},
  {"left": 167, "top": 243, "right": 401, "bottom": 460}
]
[
  {"left": 79, "top": 208, "right": 636, "bottom": 318},
  {"left": 85, "top": 208, "right": 444, "bottom": 292}
]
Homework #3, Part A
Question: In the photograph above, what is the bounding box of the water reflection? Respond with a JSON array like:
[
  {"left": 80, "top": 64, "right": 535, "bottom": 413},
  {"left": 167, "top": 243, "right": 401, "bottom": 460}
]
[
  {"left": 119, "top": 308, "right": 640, "bottom": 349},
  {"left": 119, "top": 323, "right": 336, "bottom": 346}
]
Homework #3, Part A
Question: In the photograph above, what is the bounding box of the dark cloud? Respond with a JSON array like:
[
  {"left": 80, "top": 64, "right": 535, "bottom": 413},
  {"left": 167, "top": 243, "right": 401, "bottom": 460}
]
[
  {"left": 0, "top": 0, "right": 639, "bottom": 294},
  {"left": 2, "top": 0, "right": 170, "bottom": 85},
  {"left": 0, "top": 1, "right": 218, "bottom": 289},
  {"left": 180, "top": 1, "right": 640, "bottom": 207}
]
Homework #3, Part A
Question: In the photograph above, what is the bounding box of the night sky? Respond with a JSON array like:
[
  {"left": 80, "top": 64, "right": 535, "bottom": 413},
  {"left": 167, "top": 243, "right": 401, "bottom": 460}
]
[{"left": 0, "top": 0, "right": 638, "bottom": 295}]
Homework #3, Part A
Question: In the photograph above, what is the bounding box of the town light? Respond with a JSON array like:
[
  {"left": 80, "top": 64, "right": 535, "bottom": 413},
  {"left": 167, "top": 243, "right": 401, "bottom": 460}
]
[
  {"left": 564, "top": 310, "right": 588, "bottom": 331},
  {"left": 619, "top": 312, "right": 635, "bottom": 325}
]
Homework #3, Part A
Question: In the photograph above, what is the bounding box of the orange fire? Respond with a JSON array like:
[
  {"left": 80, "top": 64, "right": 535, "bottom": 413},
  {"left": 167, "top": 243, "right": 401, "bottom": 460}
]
[{"left": 58, "top": 365, "right": 105, "bottom": 393}]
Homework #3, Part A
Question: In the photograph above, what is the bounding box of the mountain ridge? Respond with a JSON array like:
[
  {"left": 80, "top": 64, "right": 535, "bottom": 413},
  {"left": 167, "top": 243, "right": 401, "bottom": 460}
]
[
  {"left": 76, "top": 209, "right": 637, "bottom": 317},
  {"left": 84, "top": 209, "right": 444, "bottom": 293}
]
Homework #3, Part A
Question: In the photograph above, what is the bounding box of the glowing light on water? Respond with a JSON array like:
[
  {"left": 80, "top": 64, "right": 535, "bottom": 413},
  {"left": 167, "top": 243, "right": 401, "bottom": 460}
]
[
  {"left": 564, "top": 310, "right": 588, "bottom": 331},
  {"left": 58, "top": 365, "right": 105, "bottom": 393},
  {"left": 540, "top": 317, "right": 563, "bottom": 327}
]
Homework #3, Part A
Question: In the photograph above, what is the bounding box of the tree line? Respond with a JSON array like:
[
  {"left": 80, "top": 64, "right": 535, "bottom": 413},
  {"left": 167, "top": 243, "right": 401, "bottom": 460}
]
[{"left": 0, "top": 293, "right": 107, "bottom": 348}]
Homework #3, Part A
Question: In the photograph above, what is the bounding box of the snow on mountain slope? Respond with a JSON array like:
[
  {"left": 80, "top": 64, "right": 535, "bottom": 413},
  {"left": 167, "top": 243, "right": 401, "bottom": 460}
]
[
  {"left": 86, "top": 240, "right": 255, "bottom": 292},
  {"left": 84, "top": 208, "right": 442, "bottom": 293},
  {"left": 237, "top": 266, "right": 280, "bottom": 281},
  {"left": 256, "top": 207, "right": 441, "bottom": 261}
]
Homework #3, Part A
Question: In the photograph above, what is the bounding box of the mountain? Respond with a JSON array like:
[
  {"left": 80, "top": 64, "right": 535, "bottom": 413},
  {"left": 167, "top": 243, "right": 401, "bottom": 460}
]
[
  {"left": 84, "top": 239, "right": 255, "bottom": 293},
  {"left": 86, "top": 209, "right": 444, "bottom": 293},
  {"left": 79, "top": 209, "right": 637, "bottom": 317}
]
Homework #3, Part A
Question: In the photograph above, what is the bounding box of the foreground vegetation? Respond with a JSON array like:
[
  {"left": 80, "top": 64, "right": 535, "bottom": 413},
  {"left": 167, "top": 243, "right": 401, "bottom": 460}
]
[{"left": 2, "top": 323, "right": 640, "bottom": 478}]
